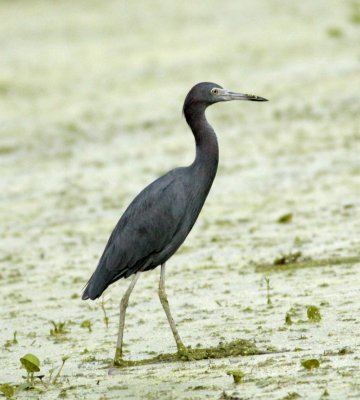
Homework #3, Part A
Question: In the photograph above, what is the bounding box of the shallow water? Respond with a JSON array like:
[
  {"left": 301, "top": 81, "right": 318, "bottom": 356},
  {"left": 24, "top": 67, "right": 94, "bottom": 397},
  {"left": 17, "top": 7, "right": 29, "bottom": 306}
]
[{"left": 1, "top": 0, "right": 360, "bottom": 399}]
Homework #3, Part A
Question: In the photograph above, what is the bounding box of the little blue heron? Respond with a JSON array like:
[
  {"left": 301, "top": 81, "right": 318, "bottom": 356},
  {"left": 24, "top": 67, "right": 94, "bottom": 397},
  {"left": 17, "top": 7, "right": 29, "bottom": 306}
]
[{"left": 82, "top": 82, "right": 267, "bottom": 363}]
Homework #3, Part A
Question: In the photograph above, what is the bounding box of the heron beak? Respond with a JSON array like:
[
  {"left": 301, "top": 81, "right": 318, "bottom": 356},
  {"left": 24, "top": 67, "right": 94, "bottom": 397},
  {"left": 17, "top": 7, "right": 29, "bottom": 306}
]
[{"left": 219, "top": 89, "right": 268, "bottom": 102}]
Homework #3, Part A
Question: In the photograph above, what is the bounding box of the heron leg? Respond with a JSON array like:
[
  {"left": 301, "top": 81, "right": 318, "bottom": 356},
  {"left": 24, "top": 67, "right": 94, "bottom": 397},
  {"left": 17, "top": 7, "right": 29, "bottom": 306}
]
[
  {"left": 114, "top": 272, "right": 140, "bottom": 363},
  {"left": 158, "top": 263, "right": 187, "bottom": 354}
]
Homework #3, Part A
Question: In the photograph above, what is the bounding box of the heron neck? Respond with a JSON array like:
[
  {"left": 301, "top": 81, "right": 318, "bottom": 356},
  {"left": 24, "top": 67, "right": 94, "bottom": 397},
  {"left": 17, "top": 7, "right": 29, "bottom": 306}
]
[{"left": 185, "top": 105, "right": 219, "bottom": 180}]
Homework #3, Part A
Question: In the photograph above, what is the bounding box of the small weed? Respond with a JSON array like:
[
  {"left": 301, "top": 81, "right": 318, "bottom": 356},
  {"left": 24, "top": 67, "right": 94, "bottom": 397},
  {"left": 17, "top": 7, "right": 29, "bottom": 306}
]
[
  {"left": 19, "top": 353, "right": 69, "bottom": 389},
  {"left": 307, "top": 305, "right": 321, "bottom": 322},
  {"left": 283, "top": 393, "right": 301, "bottom": 399},
  {"left": 338, "top": 347, "right": 353, "bottom": 355},
  {"left": 83, "top": 355, "right": 96, "bottom": 363},
  {"left": 324, "top": 347, "right": 353, "bottom": 356},
  {"left": 277, "top": 213, "right": 293, "bottom": 224},
  {"left": 4, "top": 331, "right": 18, "bottom": 349},
  {"left": 285, "top": 313, "right": 293, "bottom": 326},
  {"left": 301, "top": 358, "right": 320, "bottom": 370},
  {"left": 50, "top": 321, "right": 68, "bottom": 336},
  {"left": 0, "top": 383, "right": 15, "bottom": 399},
  {"left": 52, "top": 356, "right": 70, "bottom": 385},
  {"left": 226, "top": 369, "right": 245, "bottom": 384},
  {"left": 20, "top": 354, "right": 40, "bottom": 386},
  {"left": 101, "top": 297, "right": 109, "bottom": 329},
  {"left": 80, "top": 320, "right": 92, "bottom": 332},
  {"left": 256, "top": 255, "right": 360, "bottom": 273},
  {"left": 264, "top": 277, "right": 272, "bottom": 306},
  {"left": 220, "top": 391, "right": 242, "bottom": 400},
  {"left": 274, "top": 251, "right": 302, "bottom": 266}
]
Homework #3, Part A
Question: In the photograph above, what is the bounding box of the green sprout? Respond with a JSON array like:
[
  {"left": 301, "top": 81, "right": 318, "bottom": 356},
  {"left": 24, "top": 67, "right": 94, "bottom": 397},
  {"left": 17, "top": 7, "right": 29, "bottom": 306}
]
[
  {"left": 50, "top": 321, "right": 68, "bottom": 336},
  {"left": 226, "top": 369, "right": 246, "bottom": 384},
  {"left": 285, "top": 312, "right": 293, "bottom": 326},
  {"left": 4, "top": 331, "right": 18, "bottom": 350},
  {"left": 52, "top": 356, "right": 69, "bottom": 385},
  {"left": 264, "top": 276, "right": 272, "bottom": 306},
  {"left": 19, "top": 352, "right": 69, "bottom": 389},
  {"left": 0, "top": 384, "right": 15, "bottom": 399},
  {"left": 80, "top": 320, "right": 92, "bottom": 332},
  {"left": 20, "top": 353, "right": 40, "bottom": 386},
  {"left": 101, "top": 297, "right": 109, "bottom": 329}
]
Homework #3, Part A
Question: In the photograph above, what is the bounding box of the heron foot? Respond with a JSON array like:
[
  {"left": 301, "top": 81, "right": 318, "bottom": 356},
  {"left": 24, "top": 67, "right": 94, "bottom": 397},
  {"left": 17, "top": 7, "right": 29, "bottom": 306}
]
[{"left": 176, "top": 344, "right": 191, "bottom": 360}]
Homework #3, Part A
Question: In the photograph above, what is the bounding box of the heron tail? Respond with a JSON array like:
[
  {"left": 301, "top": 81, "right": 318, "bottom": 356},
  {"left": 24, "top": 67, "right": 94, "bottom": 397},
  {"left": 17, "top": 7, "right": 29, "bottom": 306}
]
[{"left": 81, "top": 272, "right": 108, "bottom": 300}]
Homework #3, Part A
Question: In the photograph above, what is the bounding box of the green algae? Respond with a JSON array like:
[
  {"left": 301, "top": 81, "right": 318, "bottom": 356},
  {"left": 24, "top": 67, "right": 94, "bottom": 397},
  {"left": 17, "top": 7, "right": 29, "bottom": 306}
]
[
  {"left": 80, "top": 320, "right": 92, "bottom": 332},
  {"left": 307, "top": 305, "right": 321, "bottom": 322},
  {"left": 4, "top": 331, "right": 18, "bottom": 350},
  {"left": 1, "top": 1, "right": 360, "bottom": 399},
  {"left": 277, "top": 213, "right": 293, "bottom": 224},
  {"left": 0, "top": 384, "right": 15, "bottom": 399},
  {"left": 327, "top": 27, "right": 343, "bottom": 38},
  {"left": 273, "top": 251, "right": 303, "bottom": 266},
  {"left": 255, "top": 255, "right": 360, "bottom": 273},
  {"left": 113, "top": 339, "right": 261, "bottom": 369},
  {"left": 283, "top": 393, "right": 301, "bottom": 400},
  {"left": 285, "top": 313, "right": 293, "bottom": 326},
  {"left": 301, "top": 359, "right": 320, "bottom": 370},
  {"left": 350, "top": 1, "right": 360, "bottom": 24}
]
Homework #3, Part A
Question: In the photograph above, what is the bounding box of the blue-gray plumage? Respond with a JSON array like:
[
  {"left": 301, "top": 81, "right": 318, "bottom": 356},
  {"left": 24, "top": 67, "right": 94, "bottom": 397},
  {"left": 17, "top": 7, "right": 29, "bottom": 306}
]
[{"left": 82, "top": 82, "right": 267, "bottom": 363}]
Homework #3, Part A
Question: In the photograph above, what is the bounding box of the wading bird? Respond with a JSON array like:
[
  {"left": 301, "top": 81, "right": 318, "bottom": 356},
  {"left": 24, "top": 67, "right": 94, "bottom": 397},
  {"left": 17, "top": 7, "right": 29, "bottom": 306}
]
[{"left": 82, "top": 82, "right": 267, "bottom": 364}]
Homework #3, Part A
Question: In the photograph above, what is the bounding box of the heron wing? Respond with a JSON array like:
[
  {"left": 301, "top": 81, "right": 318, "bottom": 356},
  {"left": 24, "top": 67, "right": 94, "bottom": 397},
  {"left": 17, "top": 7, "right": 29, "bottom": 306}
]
[{"left": 82, "top": 170, "right": 188, "bottom": 299}]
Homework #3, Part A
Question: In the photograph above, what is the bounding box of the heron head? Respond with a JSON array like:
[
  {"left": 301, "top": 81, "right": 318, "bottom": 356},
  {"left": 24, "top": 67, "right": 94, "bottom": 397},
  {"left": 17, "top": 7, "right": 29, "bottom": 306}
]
[{"left": 183, "top": 82, "right": 268, "bottom": 113}]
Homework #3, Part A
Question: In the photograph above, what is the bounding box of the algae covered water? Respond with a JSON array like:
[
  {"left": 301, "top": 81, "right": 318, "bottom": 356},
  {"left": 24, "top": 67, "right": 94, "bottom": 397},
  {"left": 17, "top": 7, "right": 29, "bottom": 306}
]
[{"left": 1, "top": 0, "right": 360, "bottom": 398}]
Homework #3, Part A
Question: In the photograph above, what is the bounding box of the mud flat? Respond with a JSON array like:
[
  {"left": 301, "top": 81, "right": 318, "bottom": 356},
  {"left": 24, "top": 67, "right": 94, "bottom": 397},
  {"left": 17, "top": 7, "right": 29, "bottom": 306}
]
[{"left": 1, "top": 0, "right": 360, "bottom": 399}]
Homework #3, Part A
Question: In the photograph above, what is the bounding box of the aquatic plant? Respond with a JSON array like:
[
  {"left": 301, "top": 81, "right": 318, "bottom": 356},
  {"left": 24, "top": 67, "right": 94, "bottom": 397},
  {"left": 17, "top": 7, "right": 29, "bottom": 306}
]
[
  {"left": 226, "top": 369, "right": 245, "bottom": 384},
  {"left": 301, "top": 358, "right": 320, "bottom": 370},
  {"left": 307, "top": 305, "right": 321, "bottom": 322},
  {"left": 277, "top": 212, "right": 293, "bottom": 224},
  {"left": 264, "top": 276, "right": 272, "bottom": 306},
  {"left": 0, "top": 384, "right": 15, "bottom": 399},
  {"left": 20, "top": 353, "right": 40, "bottom": 386},
  {"left": 80, "top": 320, "right": 92, "bottom": 332},
  {"left": 4, "top": 331, "right": 18, "bottom": 350},
  {"left": 52, "top": 356, "right": 69, "bottom": 385},
  {"left": 285, "top": 313, "right": 293, "bottom": 326},
  {"left": 274, "top": 251, "right": 302, "bottom": 266},
  {"left": 49, "top": 321, "right": 68, "bottom": 336},
  {"left": 101, "top": 297, "right": 109, "bottom": 329}
]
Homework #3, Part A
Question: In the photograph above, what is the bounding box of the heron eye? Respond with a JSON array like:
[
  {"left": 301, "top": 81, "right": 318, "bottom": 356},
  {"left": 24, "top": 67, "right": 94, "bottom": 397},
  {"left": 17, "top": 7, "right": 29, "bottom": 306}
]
[{"left": 211, "top": 88, "right": 219, "bottom": 95}]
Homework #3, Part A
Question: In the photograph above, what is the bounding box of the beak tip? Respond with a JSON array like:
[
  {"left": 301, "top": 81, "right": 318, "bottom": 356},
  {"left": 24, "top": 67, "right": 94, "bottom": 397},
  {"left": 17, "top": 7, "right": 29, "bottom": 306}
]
[
  {"left": 256, "top": 96, "right": 269, "bottom": 102},
  {"left": 247, "top": 94, "right": 269, "bottom": 102}
]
